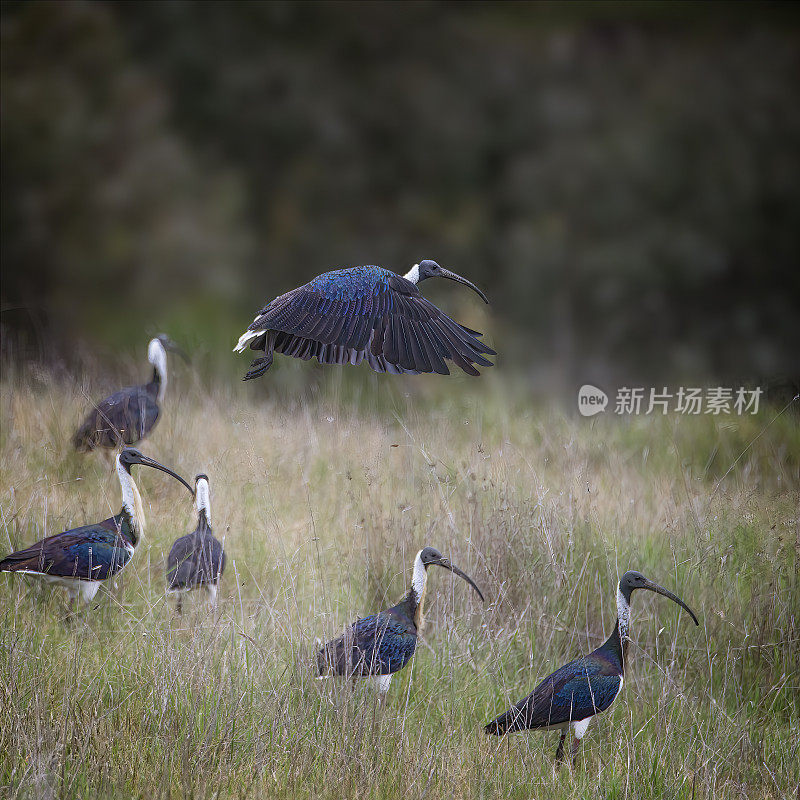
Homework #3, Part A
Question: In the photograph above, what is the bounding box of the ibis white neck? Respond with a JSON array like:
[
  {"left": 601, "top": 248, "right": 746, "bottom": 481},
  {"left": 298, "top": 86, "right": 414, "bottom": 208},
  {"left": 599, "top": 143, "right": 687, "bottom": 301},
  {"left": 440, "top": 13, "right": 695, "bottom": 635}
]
[
  {"left": 116, "top": 456, "right": 145, "bottom": 536},
  {"left": 617, "top": 584, "right": 630, "bottom": 642},
  {"left": 411, "top": 550, "right": 427, "bottom": 605},
  {"left": 410, "top": 549, "right": 428, "bottom": 630},
  {"left": 148, "top": 339, "right": 168, "bottom": 403},
  {"left": 403, "top": 264, "right": 420, "bottom": 285},
  {"left": 195, "top": 478, "right": 211, "bottom": 524}
]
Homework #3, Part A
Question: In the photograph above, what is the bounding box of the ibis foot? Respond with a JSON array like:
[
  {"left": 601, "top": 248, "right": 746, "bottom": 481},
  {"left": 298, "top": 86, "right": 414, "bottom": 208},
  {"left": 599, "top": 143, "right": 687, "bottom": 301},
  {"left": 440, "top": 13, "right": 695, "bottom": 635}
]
[{"left": 243, "top": 335, "right": 276, "bottom": 381}]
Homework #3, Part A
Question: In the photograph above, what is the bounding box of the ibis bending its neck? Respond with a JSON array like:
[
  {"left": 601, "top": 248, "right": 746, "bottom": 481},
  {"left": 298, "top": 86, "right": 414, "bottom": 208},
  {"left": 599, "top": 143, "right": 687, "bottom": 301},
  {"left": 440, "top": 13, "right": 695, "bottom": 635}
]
[
  {"left": 0, "top": 448, "right": 193, "bottom": 607},
  {"left": 485, "top": 570, "right": 698, "bottom": 765},
  {"left": 73, "top": 334, "right": 188, "bottom": 451},
  {"left": 316, "top": 546, "right": 484, "bottom": 695}
]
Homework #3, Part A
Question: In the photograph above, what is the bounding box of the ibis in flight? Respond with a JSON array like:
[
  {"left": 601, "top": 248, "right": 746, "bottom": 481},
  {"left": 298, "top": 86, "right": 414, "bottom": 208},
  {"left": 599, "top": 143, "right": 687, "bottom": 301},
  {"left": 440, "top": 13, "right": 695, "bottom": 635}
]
[
  {"left": 484, "top": 570, "right": 698, "bottom": 763},
  {"left": 0, "top": 448, "right": 193, "bottom": 607},
  {"left": 166, "top": 474, "right": 226, "bottom": 612},
  {"left": 234, "top": 261, "right": 496, "bottom": 379},
  {"left": 317, "top": 547, "right": 484, "bottom": 694},
  {"left": 73, "top": 334, "right": 188, "bottom": 451}
]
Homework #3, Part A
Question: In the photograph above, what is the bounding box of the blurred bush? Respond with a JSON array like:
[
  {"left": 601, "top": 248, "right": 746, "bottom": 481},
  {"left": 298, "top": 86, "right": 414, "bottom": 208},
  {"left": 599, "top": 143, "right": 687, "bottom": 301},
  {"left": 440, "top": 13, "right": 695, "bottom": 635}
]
[{"left": 2, "top": 1, "right": 798, "bottom": 388}]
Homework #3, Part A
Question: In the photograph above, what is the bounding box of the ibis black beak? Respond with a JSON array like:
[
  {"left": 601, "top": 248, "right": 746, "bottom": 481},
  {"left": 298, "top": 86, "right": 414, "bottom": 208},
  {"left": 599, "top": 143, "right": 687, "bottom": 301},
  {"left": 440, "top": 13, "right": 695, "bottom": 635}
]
[
  {"left": 433, "top": 558, "right": 485, "bottom": 602},
  {"left": 162, "top": 337, "right": 190, "bottom": 363},
  {"left": 134, "top": 453, "right": 195, "bottom": 497},
  {"left": 438, "top": 268, "right": 490, "bottom": 304},
  {"left": 643, "top": 579, "right": 699, "bottom": 626}
]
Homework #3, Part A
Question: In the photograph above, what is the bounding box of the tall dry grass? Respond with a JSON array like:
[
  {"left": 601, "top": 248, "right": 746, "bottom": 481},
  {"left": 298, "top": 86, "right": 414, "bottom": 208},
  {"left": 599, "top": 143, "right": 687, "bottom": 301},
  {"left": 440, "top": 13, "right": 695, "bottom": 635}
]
[{"left": 0, "top": 366, "right": 797, "bottom": 799}]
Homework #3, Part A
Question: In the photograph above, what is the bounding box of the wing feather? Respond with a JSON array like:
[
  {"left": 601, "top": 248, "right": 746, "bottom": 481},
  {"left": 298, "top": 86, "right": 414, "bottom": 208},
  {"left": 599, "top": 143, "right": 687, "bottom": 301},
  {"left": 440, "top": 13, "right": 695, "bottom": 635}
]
[{"left": 237, "top": 267, "right": 494, "bottom": 377}]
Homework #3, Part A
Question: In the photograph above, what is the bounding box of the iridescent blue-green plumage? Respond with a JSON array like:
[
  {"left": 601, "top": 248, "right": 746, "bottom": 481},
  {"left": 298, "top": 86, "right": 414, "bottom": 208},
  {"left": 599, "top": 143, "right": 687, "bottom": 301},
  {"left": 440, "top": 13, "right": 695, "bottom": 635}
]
[
  {"left": 237, "top": 266, "right": 495, "bottom": 378},
  {"left": 0, "top": 512, "right": 136, "bottom": 581},
  {"left": 485, "top": 623, "right": 624, "bottom": 735},
  {"left": 317, "top": 595, "right": 418, "bottom": 677}
]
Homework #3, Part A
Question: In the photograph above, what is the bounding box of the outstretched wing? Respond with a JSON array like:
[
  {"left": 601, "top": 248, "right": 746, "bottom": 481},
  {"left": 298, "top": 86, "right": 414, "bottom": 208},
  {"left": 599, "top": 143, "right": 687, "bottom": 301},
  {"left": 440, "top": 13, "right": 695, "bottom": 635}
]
[
  {"left": 317, "top": 611, "right": 417, "bottom": 677},
  {"left": 236, "top": 268, "right": 495, "bottom": 378},
  {"left": 485, "top": 656, "right": 622, "bottom": 735},
  {"left": 73, "top": 385, "right": 159, "bottom": 450},
  {"left": 0, "top": 518, "right": 133, "bottom": 581}
]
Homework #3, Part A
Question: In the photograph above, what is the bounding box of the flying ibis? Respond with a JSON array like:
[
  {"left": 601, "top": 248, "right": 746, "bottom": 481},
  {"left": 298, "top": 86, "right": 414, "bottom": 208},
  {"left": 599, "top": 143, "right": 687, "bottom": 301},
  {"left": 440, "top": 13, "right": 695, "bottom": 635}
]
[
  {"left": 317, "top": 546, "right": 484, "bottom": 694},
  {"left": 234, "top": 261, "right": 496, "bottom": 379},
  {"left": 166, "top": 474, "right": 226, "bottom": 612},
  {"left": 0, "top": 448, "right": 193, "bottom": 607},
  {"left": 73, "top": 334, "right": 188, "bottom": 451},
  {"left": 484, "top": 570, "right": 698, "bottom": 763}
]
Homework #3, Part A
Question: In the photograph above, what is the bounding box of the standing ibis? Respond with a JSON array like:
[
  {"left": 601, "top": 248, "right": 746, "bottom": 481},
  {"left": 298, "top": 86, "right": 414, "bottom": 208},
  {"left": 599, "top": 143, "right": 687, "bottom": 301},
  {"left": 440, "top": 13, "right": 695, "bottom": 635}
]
[
  {"left": 0, "top": 448, "right": 193, "bottom": 606},
  {"left": 234, "top": 261, "right": 496, "bottom": 379},
  {"left": 73, "top": 334, "right": 188, "bottom": 451},
  {"left": 166, "top": 474, "right": 226, "bottom": 612},
  {"left": 484, "top": 570, "right": 698, "bottom": 763},
  {"left": 317, "top": 546, "right": 484, "bottom": 694}
]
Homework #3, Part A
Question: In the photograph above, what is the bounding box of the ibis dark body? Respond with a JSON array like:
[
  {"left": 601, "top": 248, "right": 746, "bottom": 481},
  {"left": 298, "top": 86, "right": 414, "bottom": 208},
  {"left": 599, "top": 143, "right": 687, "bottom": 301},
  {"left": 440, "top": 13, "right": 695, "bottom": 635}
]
[
  {"left": 485, "top": 570, "right": 698, "bottom": 762},
  {"left": 0, "top": 449, "right": 193, "bottom": 605},
  {"left": 235, "top": 261, "right": 495, "bottom": 379},
  {"left": 317, "top": 593, "right": 419, "bottom": 679},
  {"left": 485, "top": 622, "right": 625, "bottom": 740},
  {"left": 0, "top": 513, "right": 138, "bottom": 589},
  {"left": 73, "top": 335, "right": 185, "bottom": 451},
  {"left": 317, "top": 547, "right": 484, "bottom": 693},
  {"left": 166, "top": 475, "right": 225, "bottom": 611},
  {"left": 73, "top": 382, "right": 160, "bottom": 451}
]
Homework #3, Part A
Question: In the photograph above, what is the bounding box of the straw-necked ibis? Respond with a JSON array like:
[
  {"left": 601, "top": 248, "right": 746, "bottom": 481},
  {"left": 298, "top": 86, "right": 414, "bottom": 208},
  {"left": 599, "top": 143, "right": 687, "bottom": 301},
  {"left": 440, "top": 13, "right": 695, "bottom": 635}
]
[
  {"left": 317, "top": 547, "right": 484, "bottom": 694},
  {"left": 234, "top": 261, "right": 495, "bottom": 379},
  {"left": 73, "top": 335, "right": 188, "bottom": 451},
  {"left": 166, "top": 474, "right": 226, "bottom": 612},
  {"left": 0, "top": 448, "right": 193, "bottom": 606},
  {"left": 485, "top": 570, "right": 698, "bottom": 762}
]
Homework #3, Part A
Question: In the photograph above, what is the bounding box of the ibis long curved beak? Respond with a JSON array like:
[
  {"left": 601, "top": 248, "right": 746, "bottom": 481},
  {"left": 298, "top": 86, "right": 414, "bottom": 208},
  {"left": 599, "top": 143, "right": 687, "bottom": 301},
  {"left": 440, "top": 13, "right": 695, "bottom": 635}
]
[
  {"left": 135, "top": 454, "right": 195, "bottom": 497},
  {"left": 643, "top": 579, "right": 699, "bottom": 625},
  {"left": 438, "top": 268, "right": 490, "bottom": 304},
  {"left": 433, "top": 558, "right": 485, "bottom": 602}
]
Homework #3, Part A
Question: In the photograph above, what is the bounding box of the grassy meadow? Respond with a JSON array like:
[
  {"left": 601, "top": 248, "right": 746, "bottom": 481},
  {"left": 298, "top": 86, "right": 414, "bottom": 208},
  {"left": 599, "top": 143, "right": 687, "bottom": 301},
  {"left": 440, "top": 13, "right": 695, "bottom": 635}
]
[{"left": 0, "top": 366, "right": 798, "bottom": 799}]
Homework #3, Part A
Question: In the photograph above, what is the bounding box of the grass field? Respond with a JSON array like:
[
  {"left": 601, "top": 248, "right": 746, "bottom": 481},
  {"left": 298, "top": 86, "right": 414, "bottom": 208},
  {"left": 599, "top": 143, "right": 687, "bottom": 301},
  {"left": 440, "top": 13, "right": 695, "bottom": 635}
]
[{"left": 0, "top": 368, "right": 798, "bottom": 799}]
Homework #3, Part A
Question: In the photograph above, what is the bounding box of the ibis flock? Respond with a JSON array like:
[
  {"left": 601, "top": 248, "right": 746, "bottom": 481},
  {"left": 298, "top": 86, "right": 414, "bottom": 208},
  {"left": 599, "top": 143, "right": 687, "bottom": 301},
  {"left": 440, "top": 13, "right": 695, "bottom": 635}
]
[{"left": 1, "top": 261, "right": 699, "bottom": 767}]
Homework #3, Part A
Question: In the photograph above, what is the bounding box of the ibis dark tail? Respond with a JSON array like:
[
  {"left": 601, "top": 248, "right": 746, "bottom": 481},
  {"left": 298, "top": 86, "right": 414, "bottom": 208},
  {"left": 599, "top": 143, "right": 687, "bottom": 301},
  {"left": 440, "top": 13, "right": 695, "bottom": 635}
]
[{"left": 484, "top": 704, "right": 532, "bottom": 736}]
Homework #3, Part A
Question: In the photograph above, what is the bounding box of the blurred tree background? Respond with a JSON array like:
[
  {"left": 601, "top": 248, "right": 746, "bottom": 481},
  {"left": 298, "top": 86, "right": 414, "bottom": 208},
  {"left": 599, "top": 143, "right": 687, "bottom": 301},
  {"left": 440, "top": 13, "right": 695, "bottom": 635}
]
[{"left": 2, "top": 1, "right": 798, "bottom": 390}]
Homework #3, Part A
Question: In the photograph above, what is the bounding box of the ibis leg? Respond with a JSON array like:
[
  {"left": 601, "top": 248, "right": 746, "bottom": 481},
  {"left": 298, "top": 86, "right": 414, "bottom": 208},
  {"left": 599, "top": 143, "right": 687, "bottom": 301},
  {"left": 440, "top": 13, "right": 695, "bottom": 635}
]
[
  {"left": 570, "top": 736, "right": 581, "bottom": 764},
  {"left": 555, "top": 730, "right": 567, "bottom": 761}
]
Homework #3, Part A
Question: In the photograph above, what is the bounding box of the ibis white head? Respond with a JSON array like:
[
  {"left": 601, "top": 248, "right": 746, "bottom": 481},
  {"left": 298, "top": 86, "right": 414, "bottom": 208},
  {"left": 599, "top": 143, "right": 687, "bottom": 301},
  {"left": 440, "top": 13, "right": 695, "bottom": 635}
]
[{"left": 403, "top": 260, "right": 489, "bottom": 303}]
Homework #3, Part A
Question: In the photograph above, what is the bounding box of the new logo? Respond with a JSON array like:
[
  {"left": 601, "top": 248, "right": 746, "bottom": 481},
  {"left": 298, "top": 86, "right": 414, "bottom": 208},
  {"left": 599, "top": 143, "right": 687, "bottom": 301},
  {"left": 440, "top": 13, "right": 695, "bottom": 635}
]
[{"left": 578, "top": 385, "right": 608, "bottom": 416}]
